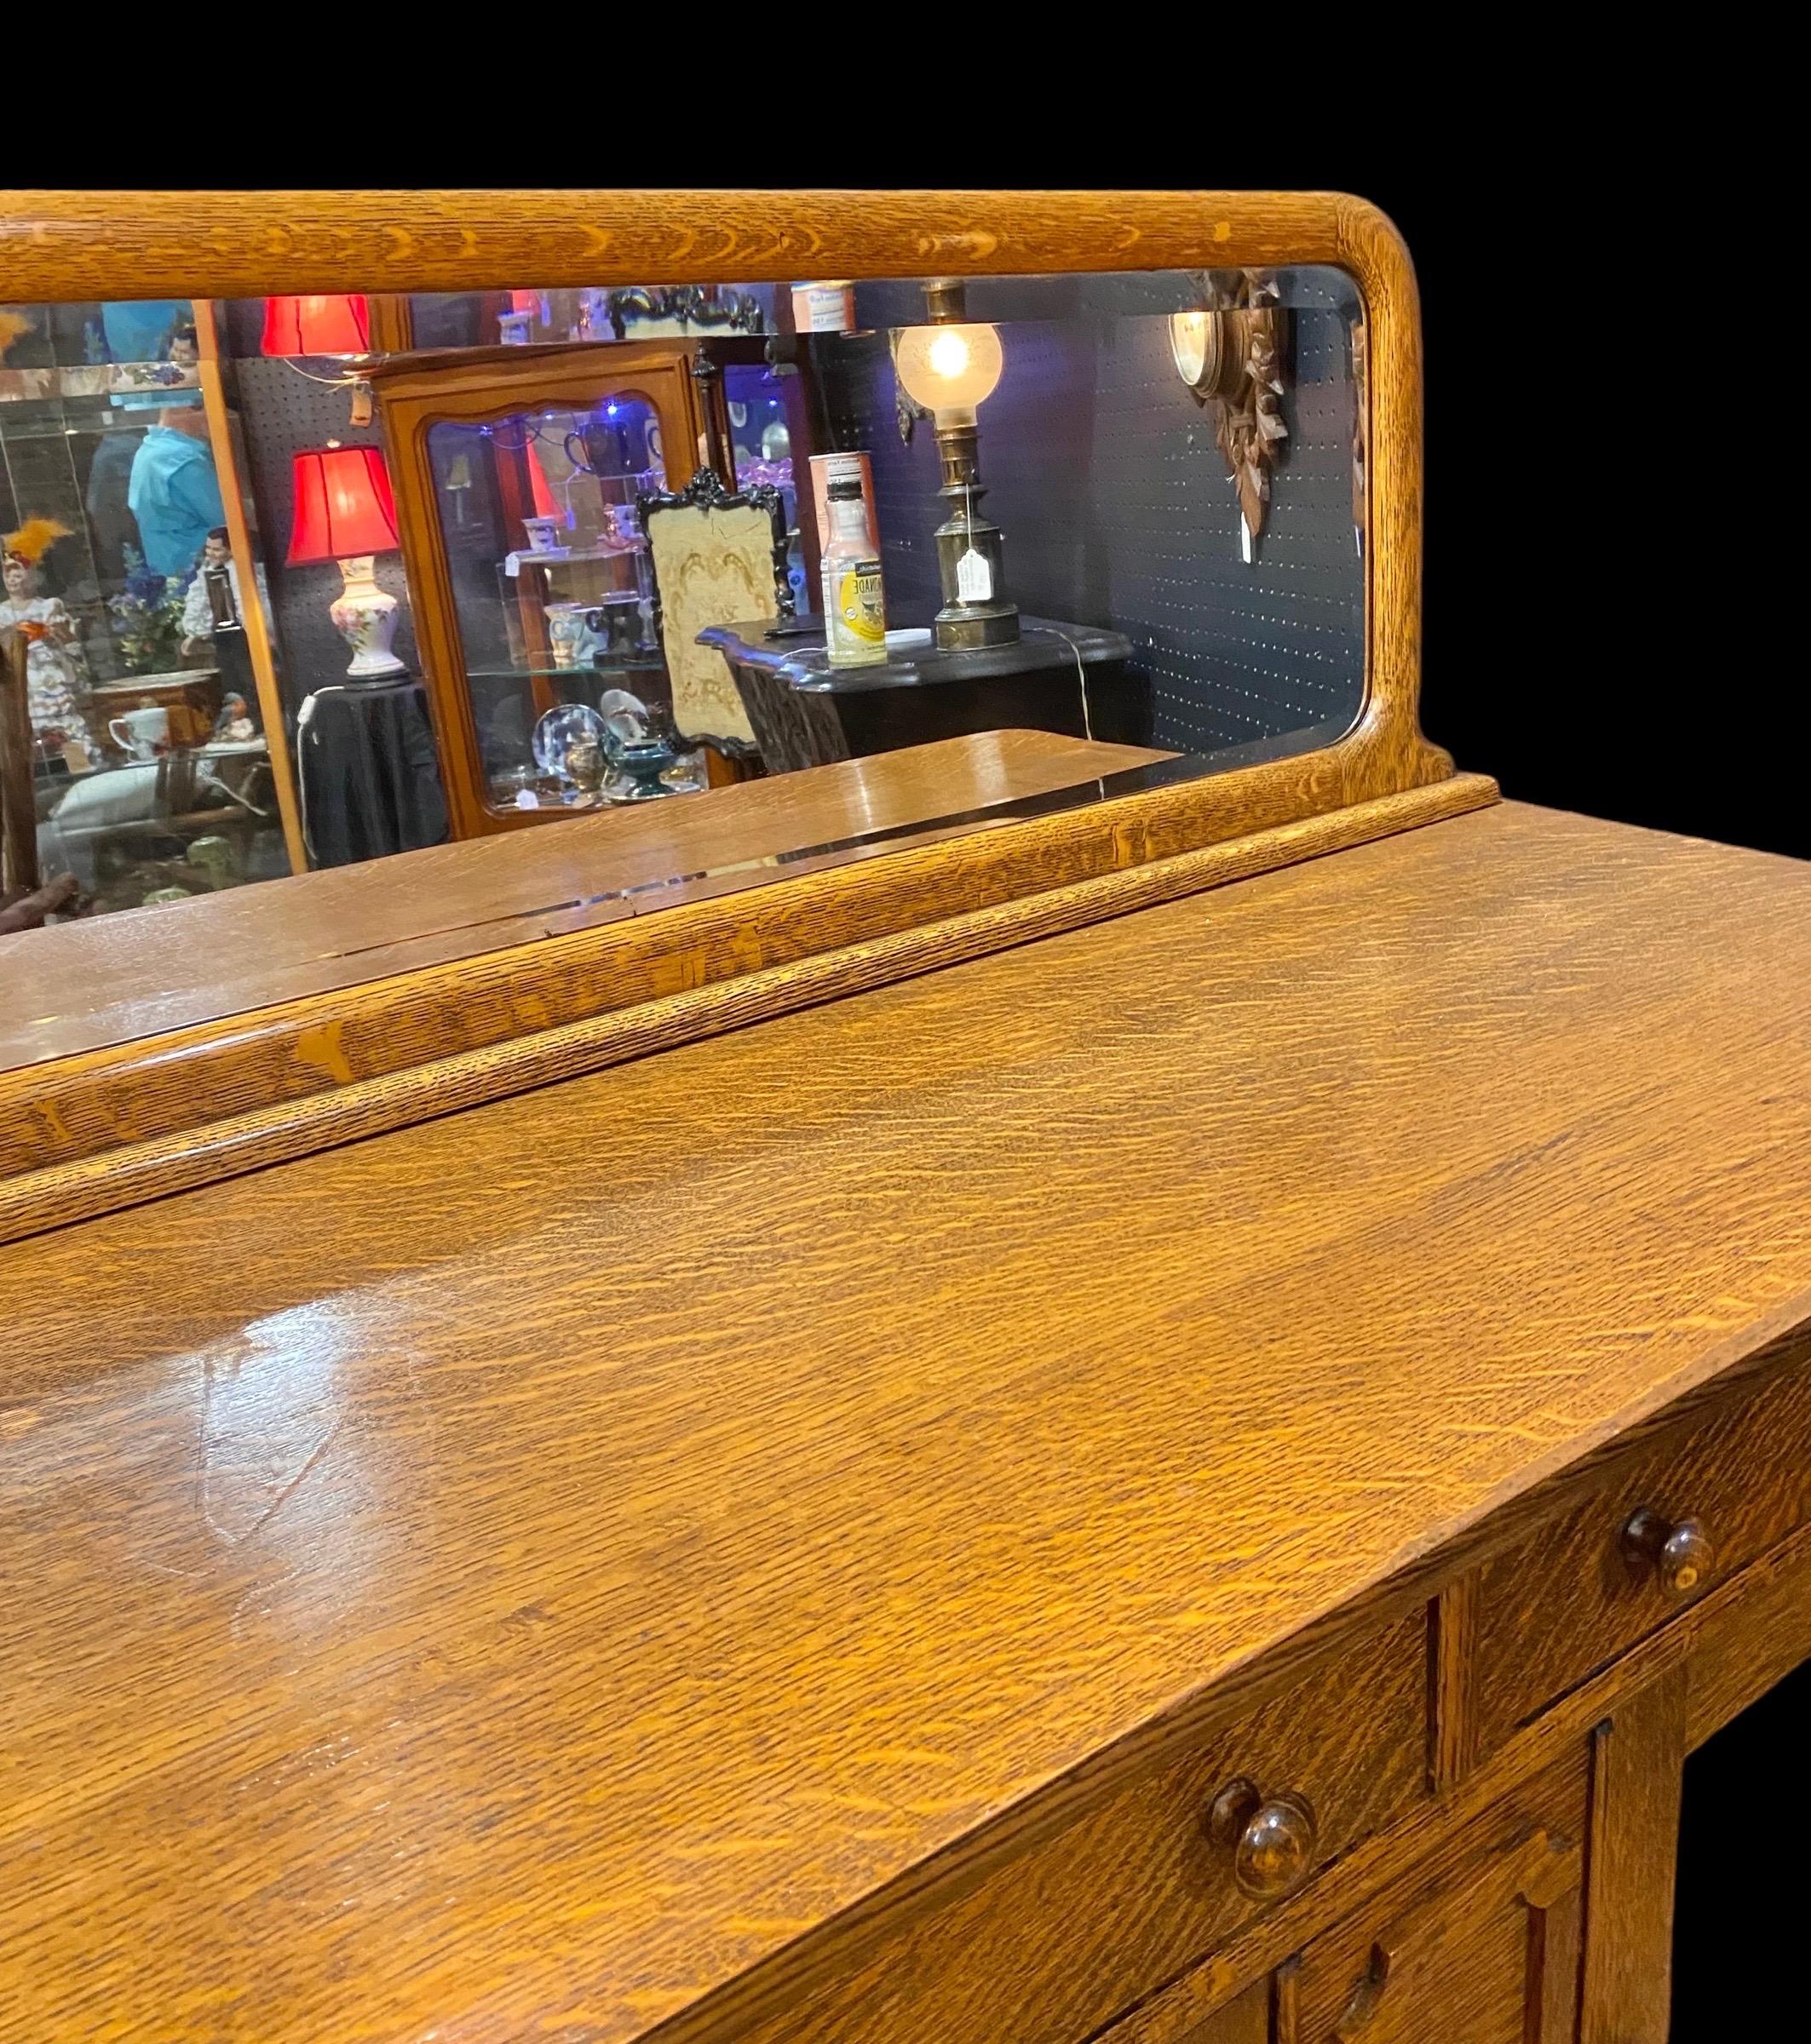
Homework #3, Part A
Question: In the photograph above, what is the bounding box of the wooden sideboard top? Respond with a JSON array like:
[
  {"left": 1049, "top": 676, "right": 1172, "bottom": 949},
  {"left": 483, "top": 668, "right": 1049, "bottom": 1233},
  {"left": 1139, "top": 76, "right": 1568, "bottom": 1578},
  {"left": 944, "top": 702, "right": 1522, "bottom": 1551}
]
[
  {"left": 4, "top": 801, "right": 1808, "bottom": 2044},
  {"left": 0, "top": 728, "right": 1164, "bottom": 1070}
]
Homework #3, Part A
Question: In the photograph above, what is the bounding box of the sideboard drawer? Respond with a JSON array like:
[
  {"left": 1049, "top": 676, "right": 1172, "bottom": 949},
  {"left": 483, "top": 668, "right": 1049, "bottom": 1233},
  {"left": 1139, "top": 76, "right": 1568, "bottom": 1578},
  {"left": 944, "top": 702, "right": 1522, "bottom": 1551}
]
[
  {"left": 1287, "top": 1749, "right": 1588, "bottom": 2044},
  {"left": 746, "top": 1611, "right": 1429, "bottom": 2044},
  {"left": 1472, "top": 1358, "right": 1811, "bottom": 1753}
]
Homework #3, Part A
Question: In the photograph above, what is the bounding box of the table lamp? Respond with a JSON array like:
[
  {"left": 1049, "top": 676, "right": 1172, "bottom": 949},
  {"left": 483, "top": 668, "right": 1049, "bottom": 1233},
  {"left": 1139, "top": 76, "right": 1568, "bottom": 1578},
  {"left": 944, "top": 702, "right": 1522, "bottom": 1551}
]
[
  {"left": 286, "top": 442, "right": 405, "bottom": 677},
  {"left": 892, "top": 280, "right": 1019, "bottom": 651},
  {"left": 262, "top": 296, "right": 371, "bottom": 358}
]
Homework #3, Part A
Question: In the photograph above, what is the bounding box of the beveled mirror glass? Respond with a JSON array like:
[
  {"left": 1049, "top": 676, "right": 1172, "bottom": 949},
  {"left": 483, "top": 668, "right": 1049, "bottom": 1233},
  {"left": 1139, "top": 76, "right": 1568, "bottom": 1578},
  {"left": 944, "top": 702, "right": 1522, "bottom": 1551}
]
[{"left": 2, "top": 263, "right": 1363, "bottom": 935}]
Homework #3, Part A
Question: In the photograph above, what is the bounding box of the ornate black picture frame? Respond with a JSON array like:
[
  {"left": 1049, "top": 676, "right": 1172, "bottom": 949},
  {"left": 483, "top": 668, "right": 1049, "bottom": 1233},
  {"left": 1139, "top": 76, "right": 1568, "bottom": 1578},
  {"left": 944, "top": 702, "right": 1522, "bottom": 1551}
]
[
  {"left": 636, "top": 467, "right": 792, "bottom": 762},
  {"left": 607, "top": 287, "right": 764, "bottom": 341}
]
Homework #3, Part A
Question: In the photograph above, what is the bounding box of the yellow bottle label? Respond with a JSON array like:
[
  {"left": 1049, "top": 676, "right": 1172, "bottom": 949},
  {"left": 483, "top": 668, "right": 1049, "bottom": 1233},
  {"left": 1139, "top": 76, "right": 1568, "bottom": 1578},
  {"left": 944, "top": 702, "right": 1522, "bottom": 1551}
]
[{"left": 837, "top": 564, "right": 885, "bottom": 644}]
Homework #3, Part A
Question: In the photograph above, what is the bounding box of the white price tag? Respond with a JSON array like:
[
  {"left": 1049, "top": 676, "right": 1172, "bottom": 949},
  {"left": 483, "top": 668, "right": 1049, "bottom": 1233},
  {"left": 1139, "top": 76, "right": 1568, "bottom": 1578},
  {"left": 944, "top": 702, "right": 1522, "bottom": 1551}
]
[{"left": 956, "top": 547, "right": 992, "bottom": 602}]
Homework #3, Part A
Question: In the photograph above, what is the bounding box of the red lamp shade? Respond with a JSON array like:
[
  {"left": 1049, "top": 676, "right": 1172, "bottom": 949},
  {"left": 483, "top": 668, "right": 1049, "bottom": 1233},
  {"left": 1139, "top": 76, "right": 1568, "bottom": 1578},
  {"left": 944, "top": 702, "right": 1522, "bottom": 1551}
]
[
  {"left": 287, "top": 445, "right": 400, "bottom": 566},
  {"left": 262, "top": 294, "right": 371, "bottom": 357},
  {"left": 526, "top": 441, "right": 558, "bottom": 519}
]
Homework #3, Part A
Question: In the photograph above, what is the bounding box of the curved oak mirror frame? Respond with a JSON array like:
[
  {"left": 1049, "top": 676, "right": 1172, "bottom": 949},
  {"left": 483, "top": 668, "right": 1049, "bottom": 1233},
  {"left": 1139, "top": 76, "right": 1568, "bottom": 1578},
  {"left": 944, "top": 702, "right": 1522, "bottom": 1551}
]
[{"left": 0, "top": 190, "right": 1496, "bottom": 1243}]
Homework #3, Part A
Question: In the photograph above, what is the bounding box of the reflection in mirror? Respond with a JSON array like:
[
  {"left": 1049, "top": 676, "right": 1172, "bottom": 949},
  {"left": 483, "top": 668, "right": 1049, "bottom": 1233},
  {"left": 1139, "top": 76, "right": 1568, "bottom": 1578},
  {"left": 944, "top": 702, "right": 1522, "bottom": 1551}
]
[
  {"left": 425, "top": 394, "right": 667, "bottom": 801},
  {"left": 0, "top": 266, "right": 1363, "bottom": 951}
]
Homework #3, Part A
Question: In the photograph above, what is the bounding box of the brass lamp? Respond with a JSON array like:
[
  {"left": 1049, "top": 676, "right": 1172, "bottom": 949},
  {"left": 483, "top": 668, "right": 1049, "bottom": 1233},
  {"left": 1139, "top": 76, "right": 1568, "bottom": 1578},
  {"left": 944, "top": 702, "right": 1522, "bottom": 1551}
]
[{"left": 893, "top": 282, "right": 1019, "bottom": 650}]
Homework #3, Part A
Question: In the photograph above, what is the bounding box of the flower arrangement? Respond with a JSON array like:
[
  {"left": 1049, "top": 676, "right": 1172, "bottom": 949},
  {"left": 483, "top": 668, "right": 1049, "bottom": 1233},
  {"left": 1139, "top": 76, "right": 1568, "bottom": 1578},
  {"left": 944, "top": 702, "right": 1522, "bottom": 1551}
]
[{"left": 107, "top": 548, "right": 188, "bottom": 675}]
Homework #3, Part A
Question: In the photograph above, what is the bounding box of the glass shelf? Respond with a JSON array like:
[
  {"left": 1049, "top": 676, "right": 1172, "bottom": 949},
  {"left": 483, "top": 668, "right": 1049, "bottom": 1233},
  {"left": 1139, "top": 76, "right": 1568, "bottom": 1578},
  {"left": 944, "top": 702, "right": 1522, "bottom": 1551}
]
[
  {"left": 503, "top": 543, "right": 648, "bottom": 577},
  {"left": 465, "top": 655, "right": 666, "bottom": 684}
]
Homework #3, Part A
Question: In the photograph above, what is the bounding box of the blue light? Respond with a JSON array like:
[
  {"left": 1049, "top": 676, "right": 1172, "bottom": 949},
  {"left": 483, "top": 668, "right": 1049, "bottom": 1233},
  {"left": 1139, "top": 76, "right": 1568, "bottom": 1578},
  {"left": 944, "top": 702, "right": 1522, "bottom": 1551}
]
[{"left": 606, "top": 402, "right": 619, "bottom": 416}]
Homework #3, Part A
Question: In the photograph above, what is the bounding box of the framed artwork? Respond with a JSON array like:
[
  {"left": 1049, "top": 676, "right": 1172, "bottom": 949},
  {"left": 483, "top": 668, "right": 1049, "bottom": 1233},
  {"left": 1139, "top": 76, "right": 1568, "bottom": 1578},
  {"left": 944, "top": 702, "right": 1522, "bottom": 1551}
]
[{"left": 638, "top": 467, "right": 790, "bottom": 758}]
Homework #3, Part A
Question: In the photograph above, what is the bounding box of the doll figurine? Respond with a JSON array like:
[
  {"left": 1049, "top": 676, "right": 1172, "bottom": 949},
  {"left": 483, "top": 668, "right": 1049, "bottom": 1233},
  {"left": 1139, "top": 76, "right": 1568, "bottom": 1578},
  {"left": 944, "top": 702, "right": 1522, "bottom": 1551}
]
[
  {"left": 0, "top": 517, "right": 93, "bottom": 764},
  {"left": 212, "top": 692, "right": 256, "bottom": 744}
]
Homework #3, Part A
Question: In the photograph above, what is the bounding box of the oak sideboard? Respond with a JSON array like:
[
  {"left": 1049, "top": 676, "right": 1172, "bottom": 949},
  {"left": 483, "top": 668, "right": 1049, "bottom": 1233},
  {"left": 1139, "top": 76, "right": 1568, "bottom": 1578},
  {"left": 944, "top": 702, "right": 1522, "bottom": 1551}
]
[
  {"left": 3, "top": 185, "right": 1803, "bottom": 2044},
  {"left": 4, "top": 797, "right": 1807, "bottom": 2043}
]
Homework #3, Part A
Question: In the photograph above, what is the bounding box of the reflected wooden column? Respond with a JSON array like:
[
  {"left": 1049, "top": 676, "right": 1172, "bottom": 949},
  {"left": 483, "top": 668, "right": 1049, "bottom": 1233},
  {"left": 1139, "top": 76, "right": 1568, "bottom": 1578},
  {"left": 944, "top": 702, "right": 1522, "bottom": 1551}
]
[
  {"left": 0, "top": 629, "right": 39, "bottom": 896},
  {"left": 365, "top": 296, "right": 413, "bottom": 355},
  {"left": 193, "top": 299, "right": 308, "bottom": 875}
]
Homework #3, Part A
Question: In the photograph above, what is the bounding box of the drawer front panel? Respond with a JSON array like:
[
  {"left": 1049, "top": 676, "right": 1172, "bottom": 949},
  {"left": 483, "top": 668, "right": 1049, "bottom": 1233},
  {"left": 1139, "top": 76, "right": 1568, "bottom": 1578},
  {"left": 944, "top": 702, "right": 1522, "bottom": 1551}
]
[
  {"left": 747, "top": 1611, "right": 1429, "bottom": 2044},
  {"left": 1473, "top": 1358, "right": 1811, "bottom": 1753},
  {"left": 1291, "top": 1751, "right": 1588, "bottom": 2044}
]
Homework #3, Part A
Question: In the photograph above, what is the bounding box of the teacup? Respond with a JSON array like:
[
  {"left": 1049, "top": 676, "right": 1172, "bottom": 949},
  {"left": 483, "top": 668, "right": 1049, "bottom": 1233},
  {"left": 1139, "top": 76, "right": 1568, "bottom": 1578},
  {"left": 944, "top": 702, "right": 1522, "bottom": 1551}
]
[
  {"left": 109, "top": 705, "right": 170, "bottom": 760},
  {"left": 521, "top": 515, "right": 563, "bottom": 554}
]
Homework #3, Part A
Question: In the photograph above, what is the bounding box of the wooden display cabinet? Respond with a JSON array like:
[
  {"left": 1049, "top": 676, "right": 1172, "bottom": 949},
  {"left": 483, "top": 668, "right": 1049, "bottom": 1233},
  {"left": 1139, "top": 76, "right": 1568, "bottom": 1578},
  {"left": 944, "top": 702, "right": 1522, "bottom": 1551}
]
[{"left": 369, "top": 339, "right": 732, "bottom": 838}]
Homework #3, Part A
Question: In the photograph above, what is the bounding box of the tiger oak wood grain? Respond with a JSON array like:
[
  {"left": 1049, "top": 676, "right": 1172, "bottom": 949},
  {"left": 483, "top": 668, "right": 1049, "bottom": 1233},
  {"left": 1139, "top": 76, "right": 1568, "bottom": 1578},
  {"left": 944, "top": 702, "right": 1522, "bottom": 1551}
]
[
  {"left": 0, "top": 730, "right": 1163, "bottom": 1068},
  {"left": 0, "top": 773, "right": 1494, "bottom": 1244},
  {"left": 0, "top": 187, "right": 1399, "bottom": 310},
  {"left": 1430, "top": 1570, "right": 1481, "bottom": 1788},
  {"left": 1097, "top": 1521, "right": 1811, "bottom": 2044},
  {"left": 1289, "top": 1767, "right": 1586, "bottom": 2044},
  {"left": 1683, "top": 1518, "right": 1811, "bottom": 1746},
  {"left": 731, "top": 1614, "right": 1426, "bottom": 2044},
  {"left": 1178, "top": 1978, "right": 1269, "bottom": 2044},
  {"left": 1469, "top": 1353, "right": 1811, "bottom": 1755},
  {"left": 3, "top": 801, "right": 1809, "bottom": 2044},
  {"left": 1579, "top": 1668, "right": 1688, "bottom": 2044}
]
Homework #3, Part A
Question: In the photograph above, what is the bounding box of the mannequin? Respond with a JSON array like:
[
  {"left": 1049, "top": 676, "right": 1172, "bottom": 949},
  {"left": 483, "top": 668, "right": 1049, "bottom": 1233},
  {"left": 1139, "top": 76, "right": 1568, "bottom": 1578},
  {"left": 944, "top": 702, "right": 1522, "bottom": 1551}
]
[
  {"left": 0, "top": 518, "right": 93, "bottom": 764},
  {"left": 126, "top": 399, "right": 225, "bottom": 578}
]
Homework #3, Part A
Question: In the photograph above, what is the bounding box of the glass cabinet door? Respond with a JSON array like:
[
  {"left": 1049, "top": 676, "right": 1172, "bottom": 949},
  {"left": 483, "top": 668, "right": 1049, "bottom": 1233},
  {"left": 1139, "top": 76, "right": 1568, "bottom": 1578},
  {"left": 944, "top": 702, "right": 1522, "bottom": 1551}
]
[
  {"left": 2, "top": 296, "right": 292, "bottom": 912},
  {"left": 425, "top": 394, "right": 672, "bottom": 809},
  {"left": 373, "top": 342, "right": 711, "bottom": 834}
]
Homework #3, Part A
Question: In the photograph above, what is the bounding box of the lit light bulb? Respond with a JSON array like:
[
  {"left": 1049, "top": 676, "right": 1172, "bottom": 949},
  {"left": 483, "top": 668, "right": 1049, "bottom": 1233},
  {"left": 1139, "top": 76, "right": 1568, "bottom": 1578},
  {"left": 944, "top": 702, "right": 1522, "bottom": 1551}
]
[
  {"left": 1170, "top": 310, "right": 1210, "bottom": 387},
  {"left": 894, "top": 321, "right": 1004, "bottom": 419},
  {"left": 928, "top": 330, "right": 971, "bottom": 380}
]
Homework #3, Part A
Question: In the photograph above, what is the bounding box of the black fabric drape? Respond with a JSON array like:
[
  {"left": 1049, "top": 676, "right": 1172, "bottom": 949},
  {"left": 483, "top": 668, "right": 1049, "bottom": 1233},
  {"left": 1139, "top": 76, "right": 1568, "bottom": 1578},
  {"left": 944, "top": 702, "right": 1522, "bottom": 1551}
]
[{"left": 295, "top": 675, "right": 449, "bottom": 869}]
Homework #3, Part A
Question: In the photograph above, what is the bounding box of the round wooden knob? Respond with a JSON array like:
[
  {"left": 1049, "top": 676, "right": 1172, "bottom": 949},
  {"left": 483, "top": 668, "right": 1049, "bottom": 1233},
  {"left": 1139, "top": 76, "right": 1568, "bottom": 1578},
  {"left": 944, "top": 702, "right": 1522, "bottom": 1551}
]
[
  {"left": 1207, "top": 1777, "right": 1319, "bottom": 1898},
  {"left": 1620, "top": 1507, "right": 1716, "bottom": 1599}
]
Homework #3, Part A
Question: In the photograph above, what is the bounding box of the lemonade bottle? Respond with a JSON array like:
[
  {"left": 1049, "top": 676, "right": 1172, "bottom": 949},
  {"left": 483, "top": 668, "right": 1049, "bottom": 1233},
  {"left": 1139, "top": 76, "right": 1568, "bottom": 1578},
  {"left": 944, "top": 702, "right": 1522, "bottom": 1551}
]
[{"left": 820, "top": 478, "right": 886, "bottom": 667}]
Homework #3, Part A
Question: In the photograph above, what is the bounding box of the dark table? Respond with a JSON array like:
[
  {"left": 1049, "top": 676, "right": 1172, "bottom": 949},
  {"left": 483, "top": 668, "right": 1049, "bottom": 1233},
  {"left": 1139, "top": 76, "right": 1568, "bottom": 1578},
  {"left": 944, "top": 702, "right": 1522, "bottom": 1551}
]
[
  {"left": 698, "top": 616, "right": 1144, "bottom": 773},
  {"left": 295, "top": 672, "right": 449, "bottom": 868}
]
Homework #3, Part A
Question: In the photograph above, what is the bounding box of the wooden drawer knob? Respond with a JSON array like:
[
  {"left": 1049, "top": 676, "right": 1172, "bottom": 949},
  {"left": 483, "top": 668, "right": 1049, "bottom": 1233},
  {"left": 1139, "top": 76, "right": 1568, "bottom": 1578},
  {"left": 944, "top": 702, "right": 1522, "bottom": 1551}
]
[
  {"left": 1207, "top": 1777, "right": 1319, "bottom": 1898},
  {"left": 1620, "top": 1507, "right": 1716, "bottom": 1598}
]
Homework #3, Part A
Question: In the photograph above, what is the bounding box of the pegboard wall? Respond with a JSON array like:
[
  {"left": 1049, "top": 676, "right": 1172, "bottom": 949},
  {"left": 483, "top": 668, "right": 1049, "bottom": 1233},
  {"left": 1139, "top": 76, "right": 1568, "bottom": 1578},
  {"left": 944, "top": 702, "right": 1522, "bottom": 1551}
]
[{"left": 822, "top": 272, "right": 1365, "bottom": 756}]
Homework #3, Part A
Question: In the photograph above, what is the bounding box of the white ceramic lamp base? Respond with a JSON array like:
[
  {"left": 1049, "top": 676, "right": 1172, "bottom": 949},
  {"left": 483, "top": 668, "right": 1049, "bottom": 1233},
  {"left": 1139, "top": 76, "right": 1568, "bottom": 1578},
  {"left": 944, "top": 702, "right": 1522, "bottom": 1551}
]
[{"left": 329, "top": 554, "right": 405, "bottom": 677}]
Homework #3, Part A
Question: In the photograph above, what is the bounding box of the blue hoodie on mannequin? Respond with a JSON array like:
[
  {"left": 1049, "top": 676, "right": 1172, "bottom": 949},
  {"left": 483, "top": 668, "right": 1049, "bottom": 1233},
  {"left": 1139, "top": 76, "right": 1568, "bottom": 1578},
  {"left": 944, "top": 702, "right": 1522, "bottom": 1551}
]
[
  {"left": 101, "top": 301, "right": 188, "bottom": 365},
  {"left": 127, "top": 417, "right": 225, "bottom": 578}
]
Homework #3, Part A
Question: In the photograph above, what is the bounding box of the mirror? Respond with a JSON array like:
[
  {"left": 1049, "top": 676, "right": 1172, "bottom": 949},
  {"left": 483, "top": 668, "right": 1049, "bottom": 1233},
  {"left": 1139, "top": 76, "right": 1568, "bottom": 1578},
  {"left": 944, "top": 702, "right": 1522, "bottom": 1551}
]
[{"left": 0, "top": 261, "right": 1366, "bottom": 1045}]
